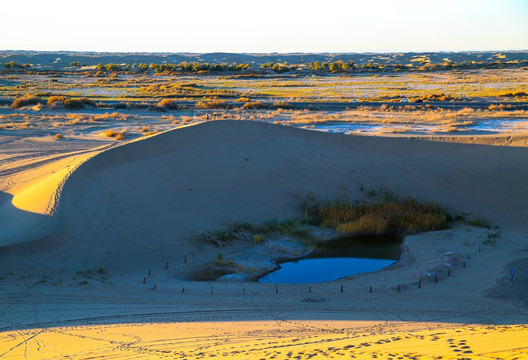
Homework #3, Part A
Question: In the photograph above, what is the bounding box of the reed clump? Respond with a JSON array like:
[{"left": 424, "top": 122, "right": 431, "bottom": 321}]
[{"left": 302, "top": 193, "right": 449, "bottom": 235}]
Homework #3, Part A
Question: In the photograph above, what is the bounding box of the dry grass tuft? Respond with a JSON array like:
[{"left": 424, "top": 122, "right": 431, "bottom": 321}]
[
  {"left": 104, "top": 130, "right": 125, "bottom": 140},
  {"left": 47, "top": 96, "right": 68, "bottom": 105},
  {"left": 155, "top": 98, "right": 179, "bottom": 110},
  {"left": 12, "top": 94, "right": 41, "bottom": 109}
]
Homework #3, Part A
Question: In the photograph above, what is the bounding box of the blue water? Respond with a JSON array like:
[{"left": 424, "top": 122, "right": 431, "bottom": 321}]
[
  {"left": 259, "top": 257, "right": 395, "bottom": 284},
  {"left": 259, "top": 234, "right": 401, "bottom": 284}
]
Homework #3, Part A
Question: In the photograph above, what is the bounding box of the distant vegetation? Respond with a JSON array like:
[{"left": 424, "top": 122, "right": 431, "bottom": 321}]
[
  {"left": 195, "top": 100, "right": 232, "bottom": 109},
  {"left": 308, "top": 60, "right": 356, "bottom": 72},
  {"left": 4, "top": 61, "right": 20, "bottom": 69},
  {"left": 260, "top": 62, "right": 298, "bottom": 73}
]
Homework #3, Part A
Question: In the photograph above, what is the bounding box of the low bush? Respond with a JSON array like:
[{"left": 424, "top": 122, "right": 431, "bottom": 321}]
[
  {"left": 156, "top": 98, "right": 179, "bottom": 110},
  {"left": 47, "top": 95, "right": 68, "bottom": 105},
  {"left": 104, "top": 130, "right": 125, "bottom": 140},
  {"left": 273, "top": 100, "right": 293, "bottom": 109},
  {"left": 488, "top": 104, "right": 512, "bottom": 111},
  {"left": 242, "top": 101, "right": 267, "bottom": 109},
  {"left": 195, "top": 100, "right": 232, "bottom": 109},
  {"left": 64, "top": 97, "right": 97, "bottom": 110},
  {"left": 12, "top": 94, "right": 41, "bottom": 109}
]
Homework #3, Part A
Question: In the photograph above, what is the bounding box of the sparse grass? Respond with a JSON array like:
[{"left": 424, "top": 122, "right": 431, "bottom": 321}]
[
  {"left": 484, "top": 230, "right": 501, "bottom": 245},
  {"left": 73, "top": 267, "right": 108, "bottom": 284},
  {"left": 53, "top": 133, "right": 64, "bottom": 140},
  {"left": 253, "top": 233, "right": 265, "bottom": 244},
  {"left": 197, "top": 219, "right": 311, "bottom": 247},
  {"left": 12, "top": 94, "right": 41, "bottom": 109},
  {"left": 455, "top": 214, "right": 491, "bottom": 229}
]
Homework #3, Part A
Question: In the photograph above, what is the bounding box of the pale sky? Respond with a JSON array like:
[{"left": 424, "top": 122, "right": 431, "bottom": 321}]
[{"left": 1, "top": 0, "right": 527, "bottom": 53}]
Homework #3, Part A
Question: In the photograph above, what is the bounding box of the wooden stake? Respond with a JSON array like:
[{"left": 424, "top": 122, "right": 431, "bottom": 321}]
[
  {"left": 211, "top": 285, "right": 213, "bottom": 295},
  {"left": 448, "top": 270, "right": 451, "bottom": 277},
  {"left": 182, "top": 288, "right": 185, "bottom": 293},
  {"left": 148, "top": 269, "right": 151, "bottom": 276},
  {"left": 243, "top": 288, "right": 245, "bottom": 295},
  {"left": 398, "top": 284, "right": 401, "bottom": 293},
  {"left": 276, "top": 285, "right": 278, "bottom": 294},
  {"left": 165, "top": 262, "right": 168, "bottom": 270},
  {"left": 153, "top": 284, "right": 156, "bottom": 290},
  {"left": 184, "top": 255, "right": 187, "bottom": 263},
  {"left": 309, "top": 286, "right": 311, "bottom": 293},
  {"left": 435, "top": 273, "right": 438, "bottom": 283},
  {"left": 463, "top": 262, "right": 466, "bottom": 268},
  {"left": 369, "top": 286, "right": 372, "bottom": 293},
  {"left": 418, "top": 279, "right": 421, "bottom": 288},
  {"left": 143, "top": 277, "right": 145, "bottom": 284},
  {"left": 340, "top": 285, "right": 343, "bottom": 293}
]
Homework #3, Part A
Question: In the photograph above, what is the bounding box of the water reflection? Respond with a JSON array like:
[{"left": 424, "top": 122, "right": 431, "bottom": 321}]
[{"left": 259, "top": 234, "right": 401, "bottom": 284}]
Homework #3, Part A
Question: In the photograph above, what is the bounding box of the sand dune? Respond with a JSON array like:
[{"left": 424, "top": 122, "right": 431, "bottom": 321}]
[
  {"left": 1, "top": 120, "right": 528, "bottom": 358},
  {"left": 44, "top": 120, "right": 527, "bottom": 269},
  {"left": 3, "top": 120, "right": 527, "bottom": 268}
]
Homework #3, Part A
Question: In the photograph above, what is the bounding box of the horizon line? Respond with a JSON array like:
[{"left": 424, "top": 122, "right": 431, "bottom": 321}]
[{"left": 2, "top": 49, "right": 528, "bottom": 55}]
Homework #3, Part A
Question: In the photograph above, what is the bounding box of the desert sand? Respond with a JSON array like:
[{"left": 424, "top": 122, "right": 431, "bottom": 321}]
[{"left": 1, "top": 120, "right": 528, "bottom": 359}]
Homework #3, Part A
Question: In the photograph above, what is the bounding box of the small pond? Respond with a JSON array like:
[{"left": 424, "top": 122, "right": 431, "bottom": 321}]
[{"left": 259, "top": 234, "right": 402, "bottom": 284}]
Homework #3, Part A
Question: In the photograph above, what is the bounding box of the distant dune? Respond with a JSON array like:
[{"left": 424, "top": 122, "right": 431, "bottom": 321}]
[{"left": 2, "top": 50, "right": 528, "bottom": 70}]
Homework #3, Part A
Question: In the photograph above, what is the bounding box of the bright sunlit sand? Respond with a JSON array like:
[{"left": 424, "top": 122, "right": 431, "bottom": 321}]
[{"left": 2, "top": 320, "right": 528, "bottom": 359}]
